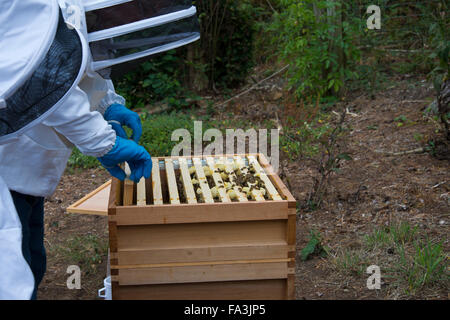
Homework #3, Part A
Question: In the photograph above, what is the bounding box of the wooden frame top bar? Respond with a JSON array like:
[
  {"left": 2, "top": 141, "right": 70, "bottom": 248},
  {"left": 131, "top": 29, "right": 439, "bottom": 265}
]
[{"left": 109, "top": 153, "right": 296, "bottom": 213}]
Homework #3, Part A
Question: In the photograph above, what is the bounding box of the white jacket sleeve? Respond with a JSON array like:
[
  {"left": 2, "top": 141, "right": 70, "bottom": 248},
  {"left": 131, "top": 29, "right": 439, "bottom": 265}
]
[
  {"left": 0, "top": 176, "right": 34, "bottom": 300},
  {"left": 42, "top": 86, "right": 116, "bottom": 157},
  {"left": 78, "top": 70, "right": 126, "bottom": 116}
]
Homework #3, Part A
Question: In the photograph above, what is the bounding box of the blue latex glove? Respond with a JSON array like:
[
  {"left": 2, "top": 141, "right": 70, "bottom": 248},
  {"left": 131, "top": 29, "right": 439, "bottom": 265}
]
[
  {"left": 104, "top": 104, "right": 142, "bottom": 143},
  {"left": 98, "top": 136, "right": 152, "bottom": 183}
]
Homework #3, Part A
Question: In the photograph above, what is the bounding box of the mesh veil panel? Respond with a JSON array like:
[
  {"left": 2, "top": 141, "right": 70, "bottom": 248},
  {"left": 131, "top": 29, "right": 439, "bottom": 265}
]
[
  {"left": 0, "top": 11, "right": 82, "bottom": 137},
  {"left": 86, "top": 0, "right": 192, "bottom": 32},
  {"left": 90, "top": 14, "right": 199, "bottom": 62}
]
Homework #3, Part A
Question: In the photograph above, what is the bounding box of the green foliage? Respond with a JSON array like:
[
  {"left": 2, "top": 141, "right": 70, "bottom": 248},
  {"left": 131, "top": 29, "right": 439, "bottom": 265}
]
[
  {"left": 390, "top": 222, "right": 419, "bottom": 246},
  {"left": 140, "top": 112, "right": 200, "bottom": 156},
  {"left": 301, "top": 229, "right": 328, "bottom": 261},
  {"left": 425, "top": 1, "right": 449, "bottom": 93},
  {"left": 424, "top": 139, "right": 437, "bottom": 156},
  {"left": 196, "top": 0, "right": 257, "bottom": 89},
  {"left": 348, "top": 64, "right": 389, "bottom": 95},
  {"left": 334, "top": 249, "right": 367, "bottom": 276},
  {"left": 364, "top": 222, "right": 419, "bottom": 250},
  {"left": 54, "top": 234, "right": 107, "bottom": 275},
  {"left": 396, "top": 239, "right": 448, "bottom": 293},
  {"left": 66, "top": 111, "right": 263, "bottom": 170},
  {"left": 115, "top": 51, "right": 186, "bottom": 109},
  {"left": 331, "top": 221, "right": 447, "bottom": 295},
  {"left": 364, "top": 227, "right": 391, "bottom": 250},
  {"left": 413, "top": 132, "right": 424, "bottom": 142},
  {"left": 270, "top": 0, "right": 362, "bottom": 98},
  {"left": 251, "top": 0, "right": 283, "bottom": 65},
  {"left": 280, "top": 102, "right": 351, "bottom": 211},
  {"left": 281, "top": 114, "right": 335, "bottom": 161},
  {"left": 139, "top": 111, "right": 268, "bottom": 157},
  {"left": 67, "top": 148, "right": 100, "bottom": 170},
  {"left": 113, "top": 1, "right": 261, "bottom": 106},
  {"left": 394, "top": 115, "right": 409, "bottom": 127}
]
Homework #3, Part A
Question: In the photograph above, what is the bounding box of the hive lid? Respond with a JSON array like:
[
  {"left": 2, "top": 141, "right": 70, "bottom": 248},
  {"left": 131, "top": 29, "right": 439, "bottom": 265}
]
[{"left": 67, "top": 180, "right": 111, "bottom": 216}]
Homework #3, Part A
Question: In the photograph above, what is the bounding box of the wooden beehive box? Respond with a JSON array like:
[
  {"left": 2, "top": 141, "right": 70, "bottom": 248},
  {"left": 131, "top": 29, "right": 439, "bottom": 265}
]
[{"left": 108, "top": 153, "right": 296, "bottom": 300}]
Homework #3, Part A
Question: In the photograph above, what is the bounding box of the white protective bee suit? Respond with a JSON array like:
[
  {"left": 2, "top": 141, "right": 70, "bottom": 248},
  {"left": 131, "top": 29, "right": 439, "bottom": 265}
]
[
  {"left": 0, "top": 0, "right": 119, "bottom": 299},
  {"left": 0, "top": 0, "right": 199, "bottom": 299},
  {"left": 0, "top": 0, "right": 200, "bottom": 196},
  {"left": 0, "top": 176, "right": 35, "bottom": 300}
]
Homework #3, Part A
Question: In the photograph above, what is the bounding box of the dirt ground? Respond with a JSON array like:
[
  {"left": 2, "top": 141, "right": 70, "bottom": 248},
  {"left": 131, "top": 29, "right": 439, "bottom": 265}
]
[{"left": 38, "top": 75, "right": 449, "bottom": 300}]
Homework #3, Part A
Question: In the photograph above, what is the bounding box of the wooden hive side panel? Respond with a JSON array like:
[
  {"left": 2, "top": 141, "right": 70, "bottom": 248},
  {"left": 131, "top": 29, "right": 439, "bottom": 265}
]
[
  {"left": 116, "top": 243, "right": 289, "bottom": 265},
  {"left": 108, "top": 178, "right": 121, "bottom": 299},
  {"left": 114, "top": 219, "right": 288, "bottom": 266},
  {"left": 111, "top": 201, "right": 289, "bottom": 225},
  {"left": 117, "top": 261, "right": 288, "bottom": 286},
  {"left": 113, "top": 279, "right": 287, "bottom": 300},
  {"left": 116, "top": 220, "right": 287, "bottom": 250}
]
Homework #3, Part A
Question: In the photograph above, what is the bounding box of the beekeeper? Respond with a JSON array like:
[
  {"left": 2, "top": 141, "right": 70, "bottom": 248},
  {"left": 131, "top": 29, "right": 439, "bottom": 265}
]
[{"left": 0, "top": 0, "right": 199, "bottom": 300}]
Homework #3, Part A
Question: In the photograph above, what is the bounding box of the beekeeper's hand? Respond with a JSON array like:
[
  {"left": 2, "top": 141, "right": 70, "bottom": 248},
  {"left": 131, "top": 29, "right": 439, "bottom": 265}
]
[
  {"left": 104, "top": 104, "right": 142, "bottom": 143},
  {"left": 98, "top": 136, "right": 152, "bottom": 183}
]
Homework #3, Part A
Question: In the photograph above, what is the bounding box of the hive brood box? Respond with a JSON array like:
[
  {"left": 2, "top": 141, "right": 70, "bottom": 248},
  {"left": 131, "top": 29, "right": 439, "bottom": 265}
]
[{"left": 107, "top": 153, "right": 297, "bottom": 300}]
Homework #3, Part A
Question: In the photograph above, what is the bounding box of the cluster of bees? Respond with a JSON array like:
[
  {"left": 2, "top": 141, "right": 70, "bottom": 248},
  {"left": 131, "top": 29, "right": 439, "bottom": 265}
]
[{"left": 187, "top": 161, "right": 269, "bottom": 202}]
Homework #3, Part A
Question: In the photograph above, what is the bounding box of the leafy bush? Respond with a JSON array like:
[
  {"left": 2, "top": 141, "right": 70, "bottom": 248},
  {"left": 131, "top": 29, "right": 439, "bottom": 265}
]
[
  {"left": 195, "top": 0, "right": 257, "bottom": 89},
  {"left": 301, "top": 229, "right": 328, "bottom": 261},
  {"left": 270, "top": 0, "right": 362, "bottom": 98},
  {"left": 67, "top": 148, "right": 100, "bottom": 170},
  {"left": 115, "top": 51, "right": 185, "bottom": 109},
  {"left": 139, "top": 112, "right": 211, "bottom": 156},
  {"left": 114, "top": 0, "right": 260, "bottom": 105},
  {"left": 426, "top": 1, "right": 449, "bottom": 93},
  {"left": 66, "top": 110, "right": 262, "bottom": 170},
  {"left": 281, "top": 113, "right": 335, "bottom": 161}
]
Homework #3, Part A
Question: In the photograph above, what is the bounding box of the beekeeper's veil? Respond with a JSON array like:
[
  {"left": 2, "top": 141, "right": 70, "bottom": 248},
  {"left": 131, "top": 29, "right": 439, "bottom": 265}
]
[
  {"left": 0, "top": 0, "right": 87, "bottom": 144},
  {"left": 0, "top": 0, "right": 200, "bottom": 143},
  {"left": 83, "top": 0, "right": 200, "bottom": 71}
]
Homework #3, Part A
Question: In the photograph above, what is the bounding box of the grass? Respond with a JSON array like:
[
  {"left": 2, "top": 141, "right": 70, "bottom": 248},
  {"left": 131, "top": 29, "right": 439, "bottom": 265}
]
[
  {"left": 394, "top": 239, "right": 448, "bottom": 294},
  {"left": 67, "top": 111, "right": 207, "bottom": 170},
  {"left": 330, "top": 221, "right": 448, "bottom": 296},
  {"left": 67, "top": 109, "right": 269, "bottom": 170},
  {"left": 333, "top": 249, "right": 368, "bottom": 276},
  {"left": 390, "top": 222, "right": 419, "bottom": 246},
  {"left": 364, "top": 222, "right": 419, "bottom": 250},
  {"left": 364, "top": 227, "right": 391, "bottom": 250},
  {"left": 52, "top": 234, "right": 108, "bottom": 276}
]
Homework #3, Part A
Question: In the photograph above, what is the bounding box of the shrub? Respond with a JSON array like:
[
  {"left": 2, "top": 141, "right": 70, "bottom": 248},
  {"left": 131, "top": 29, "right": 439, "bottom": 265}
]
[
  {"left": 195, "top": 0, "right": 257, "bottom": 89},
  {"left": 115, "top": 51, "right": 185, "bottom": 109},
  {"left": 269, "top": 0, "right": 362, "bottom": 99}
]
